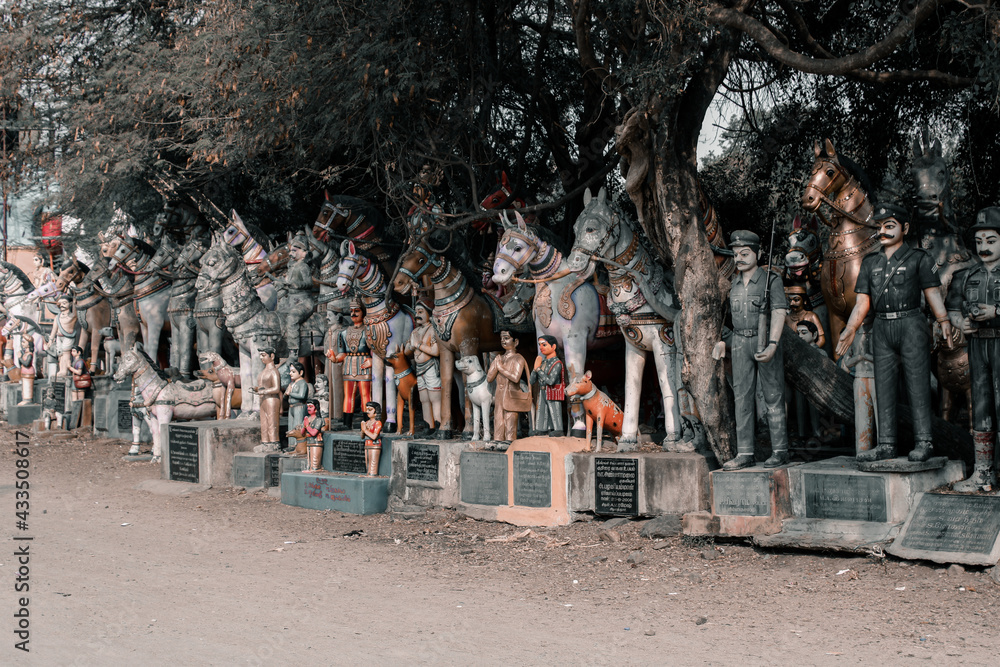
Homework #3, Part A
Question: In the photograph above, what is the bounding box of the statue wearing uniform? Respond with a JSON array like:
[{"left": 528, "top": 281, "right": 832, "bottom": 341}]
[
  {"left": 837, "top": 204, "right": 952, "bottom": 463},
  {"left": 946, "top": 206, "right": 1000, "bottom": 491},
  {"left": 282, "top": 232, "right": 317, "bottom": 359},
  {"left": 328, "top": 300, "right": 371, "bottom": 429},
  {"left": 713, "top": 230, "right": 789, "bottom": 470}
]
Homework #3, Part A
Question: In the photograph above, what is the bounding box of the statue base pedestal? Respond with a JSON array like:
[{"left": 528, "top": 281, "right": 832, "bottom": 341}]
[
  {"left": 92, "top": 377, "right": 149, "bottom": 441},
  {"left": 7, "top": 403, "right": 41, "bottom": 426},
  {"left": 389, "top": 438, "right": 471, "bottom": 510},
  {"left": 162, "top": 420, "right": 262, "bottom": 487},
  {"left": 232, "top": 452, "right": 311, "bottom": 489},
  {"left": 1, "top": 380, "right": 21, "bottom": 421},
  {"left": 458, "top": 436, "right": 591, "bottom": 527},
  {"left": 569, "top": 452, "right": 711, "bottom": 518},
  {"left": 683, "top": 464, "right": 795, "bottom": 537},
  {"left": 280, "top": 471, "right": 389, "bottom": 514},
  {"left": 754, "top": 455, "right": 965, "bottom": 552}
]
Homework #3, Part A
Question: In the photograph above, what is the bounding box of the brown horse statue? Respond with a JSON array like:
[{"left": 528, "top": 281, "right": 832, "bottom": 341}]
[
  {"left": 392, "top": 236, "right": 531, "bottom": 439},
  {"left": 801, "top": 139, "right": 878, "bottom": 357},
  {"left": 54, "top": 255, "right": 114, "bottom": 372}
]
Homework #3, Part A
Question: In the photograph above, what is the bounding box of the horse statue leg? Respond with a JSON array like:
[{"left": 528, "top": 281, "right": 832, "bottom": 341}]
[
  {"left": 651, "top": 336, "right": 687, "bottom": 451},
  {"left": 436, "top": 346, "right": 456, "bottom": 439},
  {"left": 620, "top": 343, "right": 647, "bottom": 451},
  {"left": 562, "top": 331, "right": 589, "bottom": 437}
]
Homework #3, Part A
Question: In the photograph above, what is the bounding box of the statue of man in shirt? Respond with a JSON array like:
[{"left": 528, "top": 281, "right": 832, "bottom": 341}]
[{"left": 836, "top": 204, "right": 952, "bottom": 463}]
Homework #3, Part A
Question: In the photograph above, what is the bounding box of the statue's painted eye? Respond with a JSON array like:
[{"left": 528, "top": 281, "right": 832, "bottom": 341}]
[{"left": 826, "top": 169, "right": 835, "bottom": 179}]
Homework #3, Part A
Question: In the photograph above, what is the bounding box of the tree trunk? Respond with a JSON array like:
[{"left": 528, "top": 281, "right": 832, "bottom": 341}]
[
  {"left": 782, "top": 331, "right": 973, "bottom": 463},
  {"left": 616, "top": 108, "right": 736, "bottom": 464}
]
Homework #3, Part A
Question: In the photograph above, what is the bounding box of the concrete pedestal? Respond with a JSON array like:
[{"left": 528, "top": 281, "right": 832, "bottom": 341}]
[
  {"left": 754, "top": 455, "right": 965, "bottom": 552},
  {"left": 1, "top": 381, "right": 22, "bottom": 420},
  {"left": 389, "top": 439, "right": 469, "bottom": 509},
  {"left": 7, "top": 403, "right": 41, "bottom": 426},
  {"left": 92, "top": 377, "right": 151, "bottom": 442},
  {"left": 459, "top": 436, "right": 591, "bottom": 527},
  {"left": 162, "top": 420, "right": 261, "bottom": 487},
  {"left": 684, "top": 465, "right": 795, "bottom": 537},
  {"left": 281, "top": 472, "right": 390, "bottom": 514},
  {"left": 569, "top": 452, "right": 711, "bottom": 518}
]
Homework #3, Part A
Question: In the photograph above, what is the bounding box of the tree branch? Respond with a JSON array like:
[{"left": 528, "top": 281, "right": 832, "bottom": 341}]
[{"left": 708, "top": 0, "right": 953, "bottom": 77}]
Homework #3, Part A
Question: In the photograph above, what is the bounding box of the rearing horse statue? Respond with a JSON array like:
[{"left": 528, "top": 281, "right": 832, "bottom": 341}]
[{"left": 801, "top": 139, "right": 878, "bottom": 357}]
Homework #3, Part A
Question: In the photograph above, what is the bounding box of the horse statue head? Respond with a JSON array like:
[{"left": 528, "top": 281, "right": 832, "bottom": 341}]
[
  {"left": 911, "top": 128, "right": 956, "bottom": 235},
  {"left": 108, "top": 234, "right": 156, "bottom": 271},
  {"left": 112, "top": 346, "right": 143, "bottom": 384},
  {"left": 474, "top": 171, "right": 533, "bottom": 232},
  {"left": 97, "top": 223, "right": 126, "bottom": 259},
  {"left": 336, "top": 239, "right": 367, "bottom": 295},
  {"left": 173, "top": 233, "right": 209, "bottom": 278},
  {"left": 567, "top": 187, "right": 619, "bottom": 274},
  {"left": 196, "top": 237, "right": 244, "bottom": 290},
  {"left": 492, "top": 210, "right": 540, "bottom": 285},
  {"left": 784, "top": 216, "right": 822, "bottom": 282},
  {"left": 393, "top": 236, "right": 444, "bottom": 295}
]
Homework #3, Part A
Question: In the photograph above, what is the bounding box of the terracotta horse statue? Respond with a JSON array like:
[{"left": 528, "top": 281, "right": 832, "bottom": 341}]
[
  {"left": 109, "top": 233, "right": 175, "bottom": 371},
  {"left": 566, "top": 188, "right": 689, "bottom": 451},
  {"left": 491, "top": 210, "right": 620, "bottom": 436},
  {"left": 196, "top": 238, "right": 284, "bottom": 417},
  {"left": 166, "top": 231, "right": 210, "bottom": 379},
  {"left": 114, "top": 346, "right": 216, "bottom": 461},
  {"left": 335, "top": 240, "right": 413, "bottom": 433},
  {"left": 801, "top": 139, "right": 878, "bottom": 357},
  {"left": 52, "top": 252, "right": 113, "bottom": 371},
  {"left": 221, "top": 210, "right": 278, "bottom": 311},
  {"left": 911, "top": 129, "right": 974, "bottom": 426},
  {"left": 0, "top": 261, "right": 40, "bottom": 368},
  {"left": 393, "top": 236, "right": 529, "bottom": 438}
]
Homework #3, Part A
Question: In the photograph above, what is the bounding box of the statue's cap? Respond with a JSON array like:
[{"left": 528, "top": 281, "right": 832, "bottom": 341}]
[
  {"left": 289, "top": 232, "right": 310, "bottom": 251},
  {"left": 784, "top": 284, "right": 807, "bottom": 295},
  {"left": 348, "top": 297, "right": 363, "bottom": 310},
  {"left": 970, "top": 207, "right": 1000, "bottom": 233},
  {"left": 415, "top": 297, "right": 433, "bottom": 313},
  {"left": 729, "top": 230, "right": 760, "bottom": 253},
  {"left": 872, "top": 203, "right": 910, "bottom": 224}
]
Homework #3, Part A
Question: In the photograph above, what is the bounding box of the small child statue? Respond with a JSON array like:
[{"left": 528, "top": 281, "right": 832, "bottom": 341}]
[
  {"left": 301, "top": 399, "right": 326, "bottom": 473},
  {"left": 360, "top": 401, "right": 383, "bottom": 476},
  {"left": 530, "top": 334, "right": 565, "bottom": 436},
  {"left": 792, "top": 321, "right": 826, "bottom": 444},
  {"left": 41, "top": 384, "right": 64, "bottom": 430},
  {"left": 17, "top": 337, "right": 36, "bottom": 406},
  {"left": 314, "top": 374, "right": 330, "bottom": 423}
]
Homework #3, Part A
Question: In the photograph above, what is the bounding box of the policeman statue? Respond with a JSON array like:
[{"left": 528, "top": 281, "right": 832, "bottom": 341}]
[
  {"left": 713, "top": 230, "right": 789, "bottom": 470},
  {"left": 946, "top": 206, "right": 1000, "bottom": 491},
  {"left": 836, "top": 204, "right": 952, "bottom": 463}
]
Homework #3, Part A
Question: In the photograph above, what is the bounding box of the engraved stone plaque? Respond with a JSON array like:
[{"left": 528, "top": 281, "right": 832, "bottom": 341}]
[
  {"left": 804, "top": 473, "right": 887, "bottom": 522},
  {"left": 267, "top": 454, "right": 282, "bottom": 487},
  {"left": 594, "top": 457, "right": 639, "bottom": 516},
  {"left": 513, "top": 450, "right": 551, "bottom": 508},
  {"left": 460, "top": 451, "right": 508, "bottom": 506},
  {"left": 329, "top": 439, "right": 366, "bottom": 474},
  {"left": 117, "top": 399, "right": 133, "bottom": 432},
  {"left": 168, "top": 425, "right": 200, "bottom": 483},
  {"left": 407, "top": 443, "right": 440, "bottom": 482},
  {"left": 898, "top": 494, "right": 1000, "bottom": 555},
  {"left": 713, "top": 471, "right": 772, "bottom": 517},
  {"left": 94, "top": 396, "right": 108, "bottom": 430}
]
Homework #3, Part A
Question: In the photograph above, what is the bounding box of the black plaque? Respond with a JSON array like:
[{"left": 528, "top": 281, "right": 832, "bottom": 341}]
[
  {"left": 460, "top": 452, "right": 508, "bottom": 506},
  {"left": 117, "top": 400, "right": 133, "bottom": 432},
  {"left": 267, "top": 454, "right": 282, "bottom": 487},
  {"left": 407, "top": 443, "right": 440, "bottom": 482},
  {"left": 899, "top": 495, "right": 1000, "bottom": 554},
  {"left": 513, "top": 450, "right": 551, "bottom": 508},
  {"left": 94, "top": 396, "right": 107, "bottom": 430},
  {"left": 595, "top": 457, "right": 639, "bottom": 516},
  {"left": 805, "top": 473, "right": 887, "bottom": 522},
  {"left": 329, "top": 438, "right": 366, "bottom": 474},
  {"left": 51, "top": 380, "right": 65, "bottom": 407},
  {"left": 713, "top": 471, "right": 772, "bottom": 516},
  {"left": 68, "top": 400, "right": 83, "bottom": 430},
  {"left": 168, "top": 425, "right": 200, "bottom": 483}
]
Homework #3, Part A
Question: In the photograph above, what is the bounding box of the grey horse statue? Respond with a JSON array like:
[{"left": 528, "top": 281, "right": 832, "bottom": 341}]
[{"left": 566, "top": 188, "right": 689, "bottom": 452}]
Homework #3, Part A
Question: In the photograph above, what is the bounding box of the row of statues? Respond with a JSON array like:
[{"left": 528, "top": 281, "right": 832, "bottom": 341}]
[{"left": 5, "top": 137, "right": 994, "bottom": 497}]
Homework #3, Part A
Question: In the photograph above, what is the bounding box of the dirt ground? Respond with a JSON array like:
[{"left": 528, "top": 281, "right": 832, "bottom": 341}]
[{"left": 1, "top": 425, "right": 999, "bottom": 666}]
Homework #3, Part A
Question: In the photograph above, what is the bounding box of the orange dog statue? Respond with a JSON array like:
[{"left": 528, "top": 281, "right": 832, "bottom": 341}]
[
  {"left": 386, "top": 351, "right": 417, "bottom": 436},
  {"left": 566, "top": 371, "right": 624, "bottom": 452}
]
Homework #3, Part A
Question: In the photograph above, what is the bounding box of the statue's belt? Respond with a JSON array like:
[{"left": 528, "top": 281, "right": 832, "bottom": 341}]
[
  {"left": 875, "top": 308, "right": 920, "bottom": 320},
  {"left": 733, "top": 328, "right": 758, "bottom": 337},
  {"left": 972, "top": 328, "right": 1000, "bottom": 338}
]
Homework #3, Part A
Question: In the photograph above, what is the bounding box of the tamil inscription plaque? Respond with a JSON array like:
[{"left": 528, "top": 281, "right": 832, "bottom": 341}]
[
  {"left": 267, "top": 454, "right": 282, "bottom": 487},
  {"left": 168, "top": 425, "right": 200, "bottom": 483},
  {"left": 460, "top": 451, "right": 508, "bottom": 506},
  {"left": 329, "top": 439, "right": 366, "bottom": 474},
  {"left": 897, "top": 494, "right": 1000, "bottom": 556},
  {"left": 713, "top": 470, "right": 772, "bottom": 516},
  {"left": 513, "top": 450, "right": 551, "bottom": 508},
  {"left": 68, "top": 400, "right": 83, "bottom": 430},
  {"left": 94, "top": 396, "right": 107, "bottom": 430},
  {"left": 407, "top": 443, "right": 440, "bottom": 482},
  {"left": 594, "top": 457, "right": 639, "bottom": 516},
  {"left": 804, "top": 473, "right": 887, "bottom": 522},
  {"left": 117, "top": 400, "right": 133, "bottom": 432}
]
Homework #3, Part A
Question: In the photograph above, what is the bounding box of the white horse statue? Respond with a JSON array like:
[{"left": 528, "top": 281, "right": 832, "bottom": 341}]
[
  {"left": 566, "top": 188, "right": 688, "bottom": 452},
  {"left": 113, "top": 347, "right": 216, "bottom": 461}
]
